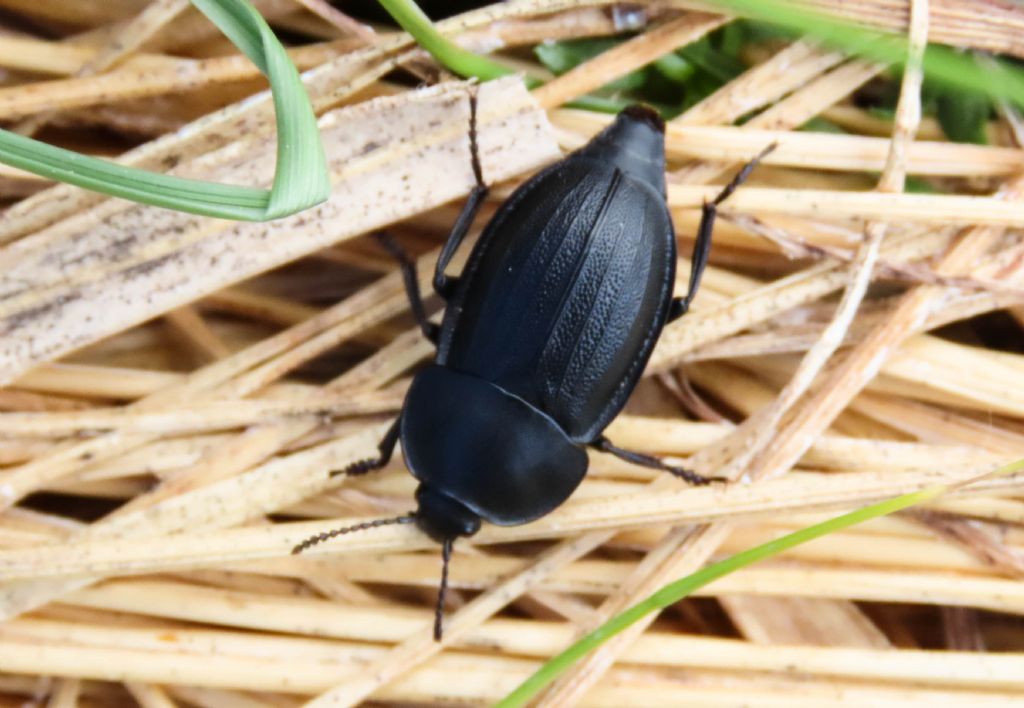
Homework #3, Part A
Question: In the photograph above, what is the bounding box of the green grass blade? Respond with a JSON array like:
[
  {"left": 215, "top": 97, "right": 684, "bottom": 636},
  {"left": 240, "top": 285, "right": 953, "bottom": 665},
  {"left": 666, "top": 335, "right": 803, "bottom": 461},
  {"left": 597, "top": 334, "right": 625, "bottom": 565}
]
[
  {"left": 0, "top": 0, "right": 328, "bottom": 221},
  {"left": 498, "top": 457, "right": 1024, "bottom": 707},
  {"left": 375, "top": 0, "right": 530, "bottom": 84},
  {"left": 190, "top": 0, "right": 269, "bottom": 72},
  {"left": 377, "top": 0, "right": 1024, "bottom": 123},
  {"left": 704, "top": 0, "right": 1024, "bottom": 106},
  {"left": 373, "top": 0, "right": 670, "bottom": 109},
  {"left": 252, "top": 6, "right": 329, "bottom": 218}
]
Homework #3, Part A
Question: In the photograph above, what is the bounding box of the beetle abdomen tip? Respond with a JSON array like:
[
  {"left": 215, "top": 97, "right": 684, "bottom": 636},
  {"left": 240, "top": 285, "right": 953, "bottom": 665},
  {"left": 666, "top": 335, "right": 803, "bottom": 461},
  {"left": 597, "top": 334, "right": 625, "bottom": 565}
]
[{"left": 621, "top": 104, "right": 665, "bottom": 133}]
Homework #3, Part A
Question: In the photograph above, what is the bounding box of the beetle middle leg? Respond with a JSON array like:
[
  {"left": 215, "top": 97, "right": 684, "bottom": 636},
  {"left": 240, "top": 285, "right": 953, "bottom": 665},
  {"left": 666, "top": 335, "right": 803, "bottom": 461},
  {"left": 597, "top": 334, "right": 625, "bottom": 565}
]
[
  {"left": 591, "top": 436, "right": 724, "bottom": 486},
  {"left": 374, "top": 231, "right": 439, "bottom": 344},
  {"left": 432, "top": 88, "right": 490, "bottom": 301},
  {"left": 330, "top": 417, "right": 401, "bottom": 477},
  {"left": 668, "top": 144, "right": 777, "bottom": 322}
]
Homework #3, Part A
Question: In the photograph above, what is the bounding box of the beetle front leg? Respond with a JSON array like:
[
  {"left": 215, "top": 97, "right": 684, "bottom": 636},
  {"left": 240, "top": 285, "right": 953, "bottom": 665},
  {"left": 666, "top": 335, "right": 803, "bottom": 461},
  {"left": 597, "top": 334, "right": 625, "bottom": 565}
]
[
  {"left": 433, "top": 90, "right": 490, "bottom": 301},
  {"left": 591, "top": 436, "right": 724, "bottom": 486},
  {"left": 433, "top": 185, "right": 488, "bottom": 300},
  {"left": 669, "top": 144, "right": 777, "bottom": 322},
  {"left": 331, "top": 418, "right": 401, "bottom": 477}
]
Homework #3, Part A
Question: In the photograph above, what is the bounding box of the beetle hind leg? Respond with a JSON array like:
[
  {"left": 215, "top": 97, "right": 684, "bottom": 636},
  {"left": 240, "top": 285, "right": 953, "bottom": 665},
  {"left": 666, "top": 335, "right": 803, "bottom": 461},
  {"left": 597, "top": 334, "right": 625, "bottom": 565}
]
[
  {"left": 591, "top": 436, "right": 725, "bottom": 486},
  {"left": 374, "top": 232, "right": 440, "bottom": 345},
  {"left": 331, "top": 418, "right": 401, "bottom": 477},
  {"left": 669, "top": 143, "right": 777, "bottom": 322}
]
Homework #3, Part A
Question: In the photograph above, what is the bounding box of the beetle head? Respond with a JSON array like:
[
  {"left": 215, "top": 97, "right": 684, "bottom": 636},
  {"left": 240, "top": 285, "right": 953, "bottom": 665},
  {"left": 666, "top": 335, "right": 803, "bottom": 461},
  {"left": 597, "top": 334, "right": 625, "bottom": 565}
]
[{"left": 414, "top": 484, "right": 482, "bottom": 543}]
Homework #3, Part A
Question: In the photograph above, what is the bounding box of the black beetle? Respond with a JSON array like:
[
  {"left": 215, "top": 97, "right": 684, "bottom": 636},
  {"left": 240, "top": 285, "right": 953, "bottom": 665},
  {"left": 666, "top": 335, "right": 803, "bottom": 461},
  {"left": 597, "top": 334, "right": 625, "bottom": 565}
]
[{"left": 294, "top": 94, "right": 770, "bottom": 639}]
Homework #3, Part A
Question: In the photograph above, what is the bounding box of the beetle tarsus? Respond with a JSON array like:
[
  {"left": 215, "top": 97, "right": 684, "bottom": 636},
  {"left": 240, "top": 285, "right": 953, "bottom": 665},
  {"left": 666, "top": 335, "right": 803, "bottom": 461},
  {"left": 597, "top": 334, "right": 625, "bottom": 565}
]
[
  {"left": 334, "top": 457, "right": 383, "bottom": 477},
  {"left": 592, "top": 436, "right": 725, "bottom": 486},
  {"left": 329, "top": 418, "right": 401, "bottom": 478},
  {"left": 669, "top": 143, "right": 777, "bottom": 323},
  {"left": 662, "top": 464, "right": 725, "bottom": 486},
  {"left": 711, "top": 142, "right": 778, "bottom": 206}
]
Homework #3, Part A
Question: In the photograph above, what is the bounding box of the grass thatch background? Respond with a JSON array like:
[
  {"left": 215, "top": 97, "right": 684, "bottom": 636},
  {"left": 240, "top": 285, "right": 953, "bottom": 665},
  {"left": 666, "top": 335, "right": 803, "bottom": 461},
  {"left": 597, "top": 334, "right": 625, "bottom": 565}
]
[{"left": 0, "top": 0, "right": 1023, "bottom": 705}]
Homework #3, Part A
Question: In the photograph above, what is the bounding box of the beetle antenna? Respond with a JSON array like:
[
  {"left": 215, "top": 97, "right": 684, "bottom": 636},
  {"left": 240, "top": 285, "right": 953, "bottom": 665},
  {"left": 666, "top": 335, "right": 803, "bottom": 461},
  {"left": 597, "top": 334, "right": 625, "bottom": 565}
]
[
  {"left": 291, "top": 513, "right": 415, "bottom": 555},
  {"left": 433, "top": 537, "right": 454, "bottom": 641}
]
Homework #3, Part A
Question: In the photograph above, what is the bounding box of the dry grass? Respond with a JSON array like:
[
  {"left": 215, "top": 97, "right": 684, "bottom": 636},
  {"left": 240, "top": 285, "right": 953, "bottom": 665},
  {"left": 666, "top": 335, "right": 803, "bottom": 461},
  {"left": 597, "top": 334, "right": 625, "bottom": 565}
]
[{"left": 0, "top": 0, "right": 1023, "bottom": 706}]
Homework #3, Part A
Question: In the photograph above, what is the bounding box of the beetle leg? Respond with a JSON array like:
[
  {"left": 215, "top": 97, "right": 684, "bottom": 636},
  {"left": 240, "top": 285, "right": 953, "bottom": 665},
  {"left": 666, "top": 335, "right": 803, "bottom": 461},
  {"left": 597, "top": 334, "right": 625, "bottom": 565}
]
[
  {"left": 591, "top": 436, "right": 725, "bottom": 486},
  {"left": 434, "top": 185, "right": 488, "bottom": 300},
  {"left": 331, "top": 418, "right": 402, "bottom": 477},
  {"left": 668, "top": 199, "right": 715, "bottom": 321},
  {"left": 374, "top": 232, "right": 439, "bottom": 344},
  {"left": 433, "top": 89, "right": 491, "bottom": 300},
  {"left": 668, "top": 143, "right": 777, "bottom": 322}
]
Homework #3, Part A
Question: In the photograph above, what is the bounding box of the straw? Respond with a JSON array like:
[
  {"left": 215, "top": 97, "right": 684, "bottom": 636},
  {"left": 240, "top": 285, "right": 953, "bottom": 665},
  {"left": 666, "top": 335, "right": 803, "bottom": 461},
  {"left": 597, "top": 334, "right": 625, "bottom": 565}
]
[{"left": 0, "top": 1, "right": 1022, "bottom": 706}]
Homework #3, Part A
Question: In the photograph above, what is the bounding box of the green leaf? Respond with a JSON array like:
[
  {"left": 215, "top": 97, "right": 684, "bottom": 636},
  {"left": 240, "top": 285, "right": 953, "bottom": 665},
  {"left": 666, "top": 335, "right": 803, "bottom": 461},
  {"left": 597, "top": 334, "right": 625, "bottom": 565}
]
[
  {"left": 534, "top": 39, "right": 602, "bottom": 75},
  {"left": 680, "top": 71, "right": 726, "bottom": 112},
  {"left": 652, "top": 53, "right": 695, "bottom": 84},
  {"left": 718, "top": 21, "right": 746, "bottom": 59},
  {"left": 566, "top": 94, "right": 635, "bottom": 114},
  {"left": 678, "top": 37, "right": 745, "bottom": 84},
  {"left": 936, "top": 91, "right": 991, "bottom": 144},
  {"left": 799, "top": 116, "right": 847, "bottom": 134},
  {"left": 552, "top": 27, "right": 751, "bottom": 113},
  {"left": 535, "top": 38, "right": 649, "bottom": 91},
  {"left": 735, "top": 18, "right": 798, "bottom": 44},
  {"left": 0, "top": 0, "right": 328, "bottom": 221},
  {"left": 904, "top": 175, "right": 940, "bottom": 194}
]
